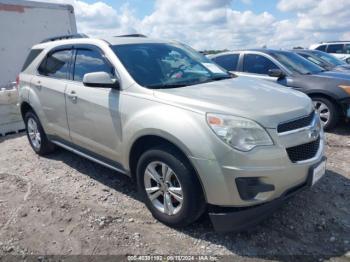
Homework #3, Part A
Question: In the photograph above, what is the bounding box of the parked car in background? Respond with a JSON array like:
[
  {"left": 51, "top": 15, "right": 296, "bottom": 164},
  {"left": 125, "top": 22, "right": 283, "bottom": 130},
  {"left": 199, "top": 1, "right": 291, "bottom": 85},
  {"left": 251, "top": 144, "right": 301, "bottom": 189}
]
[
  {"left": 292, "top": 49, "right": 350, "bottom": 73},
  {"left": 19, "top": 35, "right": 326, "bottom": 232},
  {"left": 209, "top": 49, "right": 350, "bottom": 129},
  {"left": 309, "top": 41, "right": 350, "bottom": 64}
]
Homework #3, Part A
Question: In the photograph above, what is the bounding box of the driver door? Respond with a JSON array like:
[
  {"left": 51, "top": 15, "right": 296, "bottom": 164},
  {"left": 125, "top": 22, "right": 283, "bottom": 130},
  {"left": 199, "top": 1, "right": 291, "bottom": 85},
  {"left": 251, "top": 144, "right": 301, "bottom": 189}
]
[
  {"left": 238, "top": 53, "right": 281, "bottom": 82},
  {"left": 65, "top": 46, "right": 123, "bottom": 164}
]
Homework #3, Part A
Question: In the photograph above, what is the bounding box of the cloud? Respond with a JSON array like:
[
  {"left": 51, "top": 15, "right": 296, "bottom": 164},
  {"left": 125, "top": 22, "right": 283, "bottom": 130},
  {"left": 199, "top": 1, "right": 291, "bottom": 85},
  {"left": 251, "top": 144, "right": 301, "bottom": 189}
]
[
  {"left": 277, "top": 0, "right": 318, "bottom": 12},
  {"left": 32, "top": 0, "right": 350, "bottom": 50}
]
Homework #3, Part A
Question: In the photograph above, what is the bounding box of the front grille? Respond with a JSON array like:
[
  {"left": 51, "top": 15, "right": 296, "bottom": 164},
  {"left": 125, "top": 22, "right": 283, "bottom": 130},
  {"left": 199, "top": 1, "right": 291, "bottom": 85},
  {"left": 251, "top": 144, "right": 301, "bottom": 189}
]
[
  {"left": 277, "top": 111, "right": 315, "bottom": 133},
  {"left": 286, "top": 136, "right": 320, "bottom": 163}
]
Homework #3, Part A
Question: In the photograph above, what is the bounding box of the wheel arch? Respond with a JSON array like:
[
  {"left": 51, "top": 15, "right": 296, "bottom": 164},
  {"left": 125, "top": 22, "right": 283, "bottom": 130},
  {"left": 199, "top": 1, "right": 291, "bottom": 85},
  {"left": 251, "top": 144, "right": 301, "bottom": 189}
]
[
  {"left": 128, "top": 134, "right": 207, "bottom": 201},
  {"left": 307, "top": 92, "right": 343, "bottom": 114},
  {"left": 20, "top": 101, "right": 36, "bottom": 120}
]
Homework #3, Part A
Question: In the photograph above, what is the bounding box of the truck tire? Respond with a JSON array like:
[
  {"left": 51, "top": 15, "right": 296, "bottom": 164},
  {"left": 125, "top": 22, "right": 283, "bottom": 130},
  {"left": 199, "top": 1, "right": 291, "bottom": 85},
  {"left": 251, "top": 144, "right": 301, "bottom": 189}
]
[
  {"left": 136, "top": 145, "right": 205, "bottom": 228},
  {"left": 24, "top": 111, "right": 55, "bottom": 155}
]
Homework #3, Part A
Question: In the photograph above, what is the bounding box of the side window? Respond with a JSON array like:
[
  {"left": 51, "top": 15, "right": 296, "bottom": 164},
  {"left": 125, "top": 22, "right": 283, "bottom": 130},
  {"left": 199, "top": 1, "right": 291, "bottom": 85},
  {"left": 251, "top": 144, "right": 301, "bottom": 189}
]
[
  {"left": 315, "top": 45, "right": 326, "bottom": 52},
  {"left": 243, "top": 54, "right": 278, "bottom": 75},
  {"left": 38, "top": 49, "right": 72, "bottom": 79},
  {"left": 212, "top": 54, "right": 239, "bottom": 71},
  {"left": 344, "top": 44, "right": 350, "bottom": 54},
  {"left": 22, "top": 49, "right": 43, "bottom": 72},
  {"left": 73, "top": 49, "right": 114, "bottom": 82},
  {"left": 327, "top": 44, "right": 344, "bottom": 54}
]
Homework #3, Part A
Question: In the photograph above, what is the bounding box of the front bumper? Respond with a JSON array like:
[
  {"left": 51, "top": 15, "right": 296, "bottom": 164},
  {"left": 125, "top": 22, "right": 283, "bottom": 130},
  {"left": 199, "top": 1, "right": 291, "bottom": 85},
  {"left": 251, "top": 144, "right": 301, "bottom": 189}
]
[
  {"left": 190, "top": 131, "right": 325, "bottom": 206},
  {"left": 209, "top": 156, "right": 326, "bottom": 232},
  {"left": 339, "top": 98, "right": 350, "bottom": 118}
]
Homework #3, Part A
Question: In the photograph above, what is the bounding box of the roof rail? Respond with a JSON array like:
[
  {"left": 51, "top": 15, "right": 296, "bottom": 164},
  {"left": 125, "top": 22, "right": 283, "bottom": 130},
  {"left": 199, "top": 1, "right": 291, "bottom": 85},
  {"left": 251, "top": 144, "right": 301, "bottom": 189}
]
[
  {"left": 320, "top": 40, "right": 350, "bottom": 43},
  {"left": 115, "top": 34, "right": 147, "bottom": 38},
  {"left": 40, "top": 33, "right": 89, "bottom": 43}
]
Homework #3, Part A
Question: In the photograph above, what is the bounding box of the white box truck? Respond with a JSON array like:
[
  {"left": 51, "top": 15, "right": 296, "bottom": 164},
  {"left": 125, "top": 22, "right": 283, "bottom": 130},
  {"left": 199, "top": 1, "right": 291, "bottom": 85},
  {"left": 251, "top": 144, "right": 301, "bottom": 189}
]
[{"left": 0, "top": 0, "right": 77, "bottom": 135}]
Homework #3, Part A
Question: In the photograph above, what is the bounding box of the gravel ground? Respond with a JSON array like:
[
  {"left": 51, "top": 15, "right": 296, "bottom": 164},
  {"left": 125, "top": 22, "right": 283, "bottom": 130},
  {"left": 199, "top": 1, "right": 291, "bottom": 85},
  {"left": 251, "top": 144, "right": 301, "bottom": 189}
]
[{"left": 0, "top": 123, "right": 349, "bottom": 261}]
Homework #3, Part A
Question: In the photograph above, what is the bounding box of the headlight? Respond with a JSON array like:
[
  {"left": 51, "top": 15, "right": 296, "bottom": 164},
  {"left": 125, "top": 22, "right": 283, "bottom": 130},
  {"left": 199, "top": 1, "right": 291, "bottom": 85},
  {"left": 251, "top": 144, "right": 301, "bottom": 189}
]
[
  {"left": 206, "top": 113, "right": 273, "bottom": 151},
  {"left": 338, "top": 85, "right": 350, "bottom": 95}
]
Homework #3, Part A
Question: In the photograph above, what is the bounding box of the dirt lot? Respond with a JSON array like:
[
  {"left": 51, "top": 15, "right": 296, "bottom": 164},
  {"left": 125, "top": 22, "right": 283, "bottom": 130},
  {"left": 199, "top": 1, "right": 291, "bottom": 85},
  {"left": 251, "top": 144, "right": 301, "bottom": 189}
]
[{"left": 0, "top": 124, "right": 349, "bottom": 261}]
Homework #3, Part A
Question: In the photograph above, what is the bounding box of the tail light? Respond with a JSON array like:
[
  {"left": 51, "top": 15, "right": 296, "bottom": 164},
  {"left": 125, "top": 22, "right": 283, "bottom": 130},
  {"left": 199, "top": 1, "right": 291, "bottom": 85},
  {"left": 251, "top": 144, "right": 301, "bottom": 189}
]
[{"left": 15, "top": 75, "right": 20, "bottom": 89}]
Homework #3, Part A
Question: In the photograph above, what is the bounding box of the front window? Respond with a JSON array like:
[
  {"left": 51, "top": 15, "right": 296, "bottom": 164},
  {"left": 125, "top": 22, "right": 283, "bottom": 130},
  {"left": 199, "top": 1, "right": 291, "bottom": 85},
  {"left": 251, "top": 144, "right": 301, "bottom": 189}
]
[
  {"left": 327, "top": 44, "right": 344, "bottom": 54},
  {"left": 243, "top": 54, "right": 279, "bottom": 75},
  {"left": 111, "top": 43, "right": 230, "bottom": 88},
  {"left": 73, "top": 49, "right": 115, "bottom": 82},
  {"left": 271, "top": 51, "right": 324, "bottom": 75},
  {"left": 344, "top": 44, "right": 350, "bottom": 54}
]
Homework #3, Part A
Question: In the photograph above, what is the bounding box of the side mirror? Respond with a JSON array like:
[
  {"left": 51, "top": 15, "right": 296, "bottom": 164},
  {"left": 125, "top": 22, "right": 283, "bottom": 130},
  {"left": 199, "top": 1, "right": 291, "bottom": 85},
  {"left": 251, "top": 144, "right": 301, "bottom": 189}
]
[
  {"left": 83, "top": 72, "right": 119, "bottom": 89},
  {"left": 268, "top": 68, "right": 285, "bottom": 78}
]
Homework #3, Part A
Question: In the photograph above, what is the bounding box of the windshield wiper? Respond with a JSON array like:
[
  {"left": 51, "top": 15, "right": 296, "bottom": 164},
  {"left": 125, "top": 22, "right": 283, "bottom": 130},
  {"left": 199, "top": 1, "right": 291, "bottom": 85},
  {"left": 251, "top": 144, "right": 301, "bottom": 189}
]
[
  {"left": 146, "top": 83, "right": 189, "bottom": 89},
  {"left": 210, "top": 75, "right": 232, "bottom": 81}
]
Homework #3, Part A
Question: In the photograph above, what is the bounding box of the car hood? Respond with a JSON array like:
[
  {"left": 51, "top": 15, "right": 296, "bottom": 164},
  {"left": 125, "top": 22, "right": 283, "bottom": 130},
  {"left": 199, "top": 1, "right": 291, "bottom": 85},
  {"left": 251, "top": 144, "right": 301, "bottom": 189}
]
[
  {"left": 313, "top": 70, "right": 350, "bottom": 80},
  {"left": 337, "top": 64, "right": 350, "bottom": 71},
  {"left": 153, "top": 76, "right": 313, "bottom": 128}
]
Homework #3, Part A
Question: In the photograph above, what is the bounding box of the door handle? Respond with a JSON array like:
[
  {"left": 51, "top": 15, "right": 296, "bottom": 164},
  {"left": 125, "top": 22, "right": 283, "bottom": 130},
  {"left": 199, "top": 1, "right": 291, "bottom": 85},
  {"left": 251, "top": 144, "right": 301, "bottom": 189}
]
[{"left": 67, "top": 91, "right": 78, "bottom": 102}]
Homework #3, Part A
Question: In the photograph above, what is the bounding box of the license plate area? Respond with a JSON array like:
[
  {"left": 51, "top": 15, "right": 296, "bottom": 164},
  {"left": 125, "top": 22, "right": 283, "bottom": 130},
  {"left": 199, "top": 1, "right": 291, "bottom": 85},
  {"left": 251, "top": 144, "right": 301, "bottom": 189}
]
[{"left": 312, "top": 160, "right": 326, "bottom": 185}]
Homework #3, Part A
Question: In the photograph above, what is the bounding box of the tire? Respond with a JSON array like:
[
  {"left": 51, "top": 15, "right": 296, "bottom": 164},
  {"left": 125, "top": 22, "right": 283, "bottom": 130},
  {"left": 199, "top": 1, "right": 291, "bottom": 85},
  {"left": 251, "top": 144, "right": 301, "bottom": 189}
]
[
  {"left": 136, "top": 145, "right": 205, "bottom": 228},
  {"left": 312, "top": 96, "right": 339, "bottom": 130},
  {"left": 24, "top": 111, "right": 55, "bottom": 155}
]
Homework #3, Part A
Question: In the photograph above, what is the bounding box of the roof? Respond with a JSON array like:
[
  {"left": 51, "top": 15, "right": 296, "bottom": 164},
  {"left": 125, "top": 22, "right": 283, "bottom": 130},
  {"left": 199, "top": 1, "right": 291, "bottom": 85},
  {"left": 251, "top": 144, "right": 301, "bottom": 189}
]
[
  {"left": 32, "top": 35, "right": 174, "bottom": 50},
  {"left": 320, "top": 41, "right": 350, "bottom": 44},
  {"left": 210, "top": 48, "right": 292, "bottom": 58},
  {"left": 102, "top": 36, "right": 171, "bottom": 46}
]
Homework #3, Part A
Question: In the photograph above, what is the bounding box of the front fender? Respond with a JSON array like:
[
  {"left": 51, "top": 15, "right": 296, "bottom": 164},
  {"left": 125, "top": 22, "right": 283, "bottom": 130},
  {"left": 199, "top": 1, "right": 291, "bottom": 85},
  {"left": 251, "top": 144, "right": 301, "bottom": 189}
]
[{"left": 121, "top": 103, "right": 223, "bottom": 169}]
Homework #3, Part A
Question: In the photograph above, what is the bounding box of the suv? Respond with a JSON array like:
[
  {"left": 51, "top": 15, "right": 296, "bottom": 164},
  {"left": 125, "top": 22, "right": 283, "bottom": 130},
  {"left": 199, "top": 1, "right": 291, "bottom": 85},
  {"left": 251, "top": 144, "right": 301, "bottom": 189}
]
[
  {"left": 210, "top": 49, "right": 350, "bottom": 130},
  {"left": 18, "top": 35, "right": 326, "bottom": 232},
  {"left": 310, "top": 41, "right": 350, "bottom": 64}
]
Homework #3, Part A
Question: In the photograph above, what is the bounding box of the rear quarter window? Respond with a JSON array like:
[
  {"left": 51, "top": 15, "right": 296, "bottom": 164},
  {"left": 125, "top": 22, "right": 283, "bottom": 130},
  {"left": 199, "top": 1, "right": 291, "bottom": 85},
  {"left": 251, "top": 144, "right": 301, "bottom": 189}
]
[
  {"left": 21, "top": 49, "right": 43, "bottom": 72},
  {"left": 315, "top": 45, "right": 326, "bottom": 52}
]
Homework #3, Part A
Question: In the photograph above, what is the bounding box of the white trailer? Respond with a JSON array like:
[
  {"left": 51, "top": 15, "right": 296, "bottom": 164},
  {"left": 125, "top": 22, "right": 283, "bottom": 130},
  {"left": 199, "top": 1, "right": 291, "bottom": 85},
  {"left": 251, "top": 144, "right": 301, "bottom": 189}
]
[{"left": 0, "top": 0, "right": 77, "bottom": 135}]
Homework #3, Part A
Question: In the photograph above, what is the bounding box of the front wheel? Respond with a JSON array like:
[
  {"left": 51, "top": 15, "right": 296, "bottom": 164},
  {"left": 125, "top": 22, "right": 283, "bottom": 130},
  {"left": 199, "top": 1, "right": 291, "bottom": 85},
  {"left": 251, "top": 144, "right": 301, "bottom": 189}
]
[
  {"left": 136, "top": 146, "right": 205, "bottom": 228},
  {"left": 312, "top": 97, "right": 339, "bottom": 130}
]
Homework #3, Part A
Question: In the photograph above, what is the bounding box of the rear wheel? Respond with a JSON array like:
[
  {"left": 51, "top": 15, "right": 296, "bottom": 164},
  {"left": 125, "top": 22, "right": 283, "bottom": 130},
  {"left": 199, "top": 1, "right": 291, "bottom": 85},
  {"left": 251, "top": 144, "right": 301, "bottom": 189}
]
[
  {"left": 312, "top": 97, "right": 339, "bottom": 130},
  {"left": 136, "top": 145, "right": 205, "bottom": 228},
  {"left": 24, "top": 111, "right": 55, "bottom": 155}
]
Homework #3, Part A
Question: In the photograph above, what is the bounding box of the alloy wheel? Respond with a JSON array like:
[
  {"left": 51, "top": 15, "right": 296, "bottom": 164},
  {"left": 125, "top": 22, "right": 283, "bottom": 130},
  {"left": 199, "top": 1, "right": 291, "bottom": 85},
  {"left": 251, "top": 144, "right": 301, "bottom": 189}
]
[
  {"left": 144, "top": 161, "right": 183, "bottom": 216},
  {"left": 313, "top": 100, "right": 330, "bottom": 126},
  {"left": 27, "top": 117, "right": 41, "bottom": 150}
]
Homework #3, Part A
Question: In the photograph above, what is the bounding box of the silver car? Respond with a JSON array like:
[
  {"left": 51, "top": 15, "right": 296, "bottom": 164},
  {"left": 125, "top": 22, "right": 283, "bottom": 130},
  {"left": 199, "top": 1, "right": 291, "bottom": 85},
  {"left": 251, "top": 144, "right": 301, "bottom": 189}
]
[{"left": 18, "top": 35, "right": 326, "bottom": 231}]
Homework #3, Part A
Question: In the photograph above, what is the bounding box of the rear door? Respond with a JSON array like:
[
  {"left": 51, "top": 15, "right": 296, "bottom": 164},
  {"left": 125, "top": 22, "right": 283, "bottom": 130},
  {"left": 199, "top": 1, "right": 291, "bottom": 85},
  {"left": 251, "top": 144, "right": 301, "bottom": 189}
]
[
  {"left": 31, "top": 48, "right": 73, "bottom": 141},
  {"left": 65, "top": 45, "right": 123, "bottom": 164},
  {"left": 211, "top": 53, "right": 240, "bottom": 73}
]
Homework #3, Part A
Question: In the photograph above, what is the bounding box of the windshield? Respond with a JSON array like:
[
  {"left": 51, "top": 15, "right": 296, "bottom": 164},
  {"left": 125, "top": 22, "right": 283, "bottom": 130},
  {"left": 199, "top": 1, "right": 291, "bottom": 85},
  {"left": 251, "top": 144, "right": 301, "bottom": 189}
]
[
  {"left": 311, "top": 50, "right": 346, "bottom": 66},
  {"left": 299, "top": 53, "right": 331, "bottom": 69},
  {"left": 271, "top": 51, "right": 324, "bottom": 75},
  {"left": 111, "top": 43, "right": 230, "bottom": 88}
]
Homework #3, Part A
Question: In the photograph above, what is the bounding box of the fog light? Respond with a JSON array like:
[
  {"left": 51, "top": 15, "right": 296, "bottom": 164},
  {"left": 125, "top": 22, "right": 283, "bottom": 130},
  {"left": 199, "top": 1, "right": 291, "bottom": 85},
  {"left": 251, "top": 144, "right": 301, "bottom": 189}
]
[{"left": 236, "top": 177, "right": 275, "bottom": 200}]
